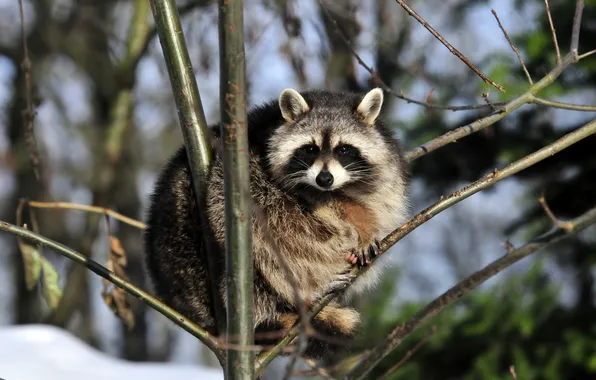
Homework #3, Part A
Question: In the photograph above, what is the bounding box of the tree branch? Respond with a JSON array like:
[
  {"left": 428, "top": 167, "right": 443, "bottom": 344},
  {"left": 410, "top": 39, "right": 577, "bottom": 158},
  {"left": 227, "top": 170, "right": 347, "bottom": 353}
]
[
  {"left": 393, "top": 0, "right": 504, "bottom": 92},
  {"left": 27, "top": 200, "right": 146, "bottom": 230},
  {"left": 543, "top": 0, "right": 561, "bottom": 64},
  {"left": 491, "top": 9, "right": 533, "bottom": 85},
  {"left": 18, "top": 0, "right": 45, "bottom": 187},
  {"left": 217, "top": 0, "right": 254, "bottom": 378},
  {"left": 377, "top": 325, "right": 437, "bottom": 380},
  {"left": 404, "top": 53, "right": 578, "bottom": 162},
  {"left": 131, "top": 1, "right": 208, "bottom": 75},
  {"left": 578, "top": 49, "right": 596, "bottom": 60},
  {"left": 149, "top": 0, "right": 227, "bottom": 340},
  {"left": 531, "top": 97, "right": 596, "bottom": 112},
  {"left": 344, "top": 204, "right": 596, "bottom": 379},
  {"left": 0, "top": 221, "right": 224, "bottom": 362},
  {"left": 571, "top": 0, "right": 584, "bottom": 55}
]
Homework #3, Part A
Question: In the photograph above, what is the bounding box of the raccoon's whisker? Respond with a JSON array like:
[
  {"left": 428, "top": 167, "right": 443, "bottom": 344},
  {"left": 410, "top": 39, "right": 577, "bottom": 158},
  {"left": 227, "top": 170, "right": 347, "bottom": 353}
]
[
  {"left": 346, "top": 169, "right": 374, "bottom": 177},
  {"left": 276, "top": 171, "right": 306, "bottom": 185},
  {"left": 279, "top": 173, "right": 306, "bottom": 190},
  {"left": 294, "top": 159, "right": 311, "bottom": 170}
]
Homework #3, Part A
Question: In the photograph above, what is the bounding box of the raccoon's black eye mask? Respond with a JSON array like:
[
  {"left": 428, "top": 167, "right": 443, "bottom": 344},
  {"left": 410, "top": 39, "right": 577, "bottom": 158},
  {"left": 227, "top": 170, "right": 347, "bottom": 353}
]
[
  {"left": 334, "top": 144, "right": 359, "bottom": 157},
  {"left": 299, "top": 144, "right": 319, "bottom": 155}
]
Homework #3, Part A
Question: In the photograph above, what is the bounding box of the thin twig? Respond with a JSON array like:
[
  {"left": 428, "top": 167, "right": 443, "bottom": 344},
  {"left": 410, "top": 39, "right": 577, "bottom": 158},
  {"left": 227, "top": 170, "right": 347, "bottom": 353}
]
[
  {"left": 543, "top": 0, "right": 561, "bottom": 65},
  {"left": 378, "top": 325, "right": 437, "bottom": 380},
  {"left": 27, "top": 201, "right": 146, "bottom": 230},
  {"left": 510, "top": 365, "right": 518, "bottom": 380},
  {"left": 531, "top": 97, "right": 596, "bottom": 112},
  {"left": 570, "top": 0, "right": 584, "bottom": 55},
  {"left": 254, "top": 118, "right": 596, "bottom": 372},
  {"left": 491, "top": 9, "right": 533, "bottom": 85},
  {"left": 539, "top": 196, "right": 573, "bottom": 233},
  {"left": 18, "top": 0, "right": 44, "bottom": 184},
  {"left": 0, "top": 220, "right": 224, "bottom": 363},
  {"left": 344, "top": 204, "right": 596, "bottom": 380},
  {"left": 482, "top": 92, "right": 497, "bottom": 111},
  {"left": 578, "top": 49, "right": 596, "bottom": 60},
  {"left": 394, "top": 0, "right": 505, "bottom": 92}
]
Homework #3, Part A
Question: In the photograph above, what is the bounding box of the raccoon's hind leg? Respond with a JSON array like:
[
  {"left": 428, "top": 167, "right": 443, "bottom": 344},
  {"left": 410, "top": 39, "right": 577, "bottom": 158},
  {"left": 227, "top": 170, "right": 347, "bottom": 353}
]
[
  {"left": 256, "top": 306, "right": 359, "bottom": 361},
  {"left": 303, "top": 305, "right": 360, "bottom": 361}
]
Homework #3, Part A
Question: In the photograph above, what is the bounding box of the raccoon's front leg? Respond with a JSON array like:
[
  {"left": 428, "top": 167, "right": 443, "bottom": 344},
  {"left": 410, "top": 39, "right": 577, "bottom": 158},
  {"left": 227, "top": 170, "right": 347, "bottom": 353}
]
[
  {"left": 347, "top": 239, "right": 380, "bottom": 267},
  {"left": 309, "top": 270, "right": 356, "bottom": 305}
]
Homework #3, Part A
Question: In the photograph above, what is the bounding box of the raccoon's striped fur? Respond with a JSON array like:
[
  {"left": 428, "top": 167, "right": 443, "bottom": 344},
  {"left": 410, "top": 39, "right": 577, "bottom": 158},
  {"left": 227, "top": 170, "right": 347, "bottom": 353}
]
[{"left": 144, "top": 88, "right": 409, "bottom": 360}]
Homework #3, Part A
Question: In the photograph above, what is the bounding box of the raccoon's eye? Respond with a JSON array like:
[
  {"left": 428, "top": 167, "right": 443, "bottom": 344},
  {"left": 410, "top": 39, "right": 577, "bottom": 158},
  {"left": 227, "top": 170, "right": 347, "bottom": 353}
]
[
  {"left": 300, "top": 144, "right": 319, "bottom": 154},
  {"left": 335, "top": 145, "right": 357, "bottom": 156}
]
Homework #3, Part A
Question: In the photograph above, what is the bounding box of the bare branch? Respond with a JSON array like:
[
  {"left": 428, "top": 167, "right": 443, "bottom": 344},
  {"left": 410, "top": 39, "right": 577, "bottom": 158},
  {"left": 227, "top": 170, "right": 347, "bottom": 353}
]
[
  {"left": 510, "top": 365, "right": 518, "bottom": 380},
  {"left": 491, "top": 9, "right": 533, "bottom": 85},
  {"left": 531, "top": 97, "right": 596, "bottom": 112},
  {"left": 18, "top": 0, "right": 44, "bottom": 186},
  {"left": 217, "top": 0, "right": 254, "bottom": 377},
  {"left": 378, "top": 325, "right": 437, "bottom": 380},
  {"left": 393, "top": 0, "right": 505, "bottom": 92},
  {"left": 404, "top": 53, "right": 577, "bottom": 162},
  {"left": 345, "top": 204, "right": 596, "bottom": 379},
  {"left": 0, "top": 221, "right": 224, "bottom": 362},
  {"left": 578, "top": 49, "right": 596, "bottom": 60},
  {"left": 27, "top": 201, "right": 146, "bottom": 230},
  {"left": 543, "top": 0, "right": 561, "bottom": 64},
  {"left": 571, "top": 0, "right": 584, "bottom": 55},
  {"left": 131, "top": 2, "right": 202, "bottom": 74},
  {"left": 539, "top": 196, "right": 573, "bottom": 233}
]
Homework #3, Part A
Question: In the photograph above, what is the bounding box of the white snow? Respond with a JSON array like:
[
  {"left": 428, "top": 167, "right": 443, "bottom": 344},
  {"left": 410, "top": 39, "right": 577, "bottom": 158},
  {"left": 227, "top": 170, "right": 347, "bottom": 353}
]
[{"left": 0, "top": 324, "right": 223, "bottom": 380}]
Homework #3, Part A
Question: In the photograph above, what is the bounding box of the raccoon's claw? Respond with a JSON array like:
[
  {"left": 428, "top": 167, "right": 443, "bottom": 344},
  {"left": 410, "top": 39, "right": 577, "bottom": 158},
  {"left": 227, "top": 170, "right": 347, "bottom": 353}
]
[
  {"left": 311, "top": 271, "right": 356, "bottom": 304},
  {"left": 348, "top": 240, "right": 380, "bottom": 268}
]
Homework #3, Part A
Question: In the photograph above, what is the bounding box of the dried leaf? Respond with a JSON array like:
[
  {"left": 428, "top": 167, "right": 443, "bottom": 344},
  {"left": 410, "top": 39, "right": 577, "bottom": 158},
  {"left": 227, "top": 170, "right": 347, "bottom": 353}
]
[
  {"left": 40, "top": 257, "right": 62, "bottom": 310},
  {"left": 102, "top": 287, "right": 135, "bottom": 329},
  {"left": 17, "top": 240, "right": 41, "bottom": 290},
  {"left": 102, "top": 235, "right": 134, "bottom": 329}
]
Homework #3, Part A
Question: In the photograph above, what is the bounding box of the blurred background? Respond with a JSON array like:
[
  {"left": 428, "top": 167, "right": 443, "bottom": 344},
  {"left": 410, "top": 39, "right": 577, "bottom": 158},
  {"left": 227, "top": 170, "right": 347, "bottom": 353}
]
[{"left": 0, "top": 0, "right": 595, "bottom": 378}]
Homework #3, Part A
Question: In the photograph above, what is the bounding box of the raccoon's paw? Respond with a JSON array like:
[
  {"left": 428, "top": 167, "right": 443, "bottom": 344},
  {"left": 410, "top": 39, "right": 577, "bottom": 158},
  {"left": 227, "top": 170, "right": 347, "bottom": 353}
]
[
  {"left": 347, "top": 239, "right": 380, "bottom": 268},
  {"left": 309, "top": 271, "right": 356, "bottom": 304}
]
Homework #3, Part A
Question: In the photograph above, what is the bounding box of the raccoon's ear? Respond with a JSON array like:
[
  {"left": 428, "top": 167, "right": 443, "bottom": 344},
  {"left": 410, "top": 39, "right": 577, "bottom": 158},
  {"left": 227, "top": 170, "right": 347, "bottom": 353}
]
[
  {"left": 356, "top": 88, "right": 384, "bottom": 126},
  {"left": 279, "top": 88, "right": 310, "bottom": 122}
]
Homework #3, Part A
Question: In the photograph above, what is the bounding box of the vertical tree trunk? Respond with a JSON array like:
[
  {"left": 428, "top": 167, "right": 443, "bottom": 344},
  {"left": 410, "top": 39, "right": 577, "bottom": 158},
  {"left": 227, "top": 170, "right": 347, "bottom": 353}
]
[{"left": 218, "top": 0, "right": 254, "bottom": 378}]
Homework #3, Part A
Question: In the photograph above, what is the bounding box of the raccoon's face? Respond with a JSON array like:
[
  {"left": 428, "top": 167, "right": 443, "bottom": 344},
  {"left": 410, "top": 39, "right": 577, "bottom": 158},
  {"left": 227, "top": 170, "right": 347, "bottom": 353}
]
[{"left": 267, "top": 88, "right": 391, "bottom": 197}]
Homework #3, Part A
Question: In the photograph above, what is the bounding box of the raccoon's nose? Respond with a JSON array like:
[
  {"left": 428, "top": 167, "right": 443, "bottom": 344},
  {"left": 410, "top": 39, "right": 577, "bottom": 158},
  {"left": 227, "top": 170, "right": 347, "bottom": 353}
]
[{"left": 316, "top": 171, "right": 334, "bottom": 188}]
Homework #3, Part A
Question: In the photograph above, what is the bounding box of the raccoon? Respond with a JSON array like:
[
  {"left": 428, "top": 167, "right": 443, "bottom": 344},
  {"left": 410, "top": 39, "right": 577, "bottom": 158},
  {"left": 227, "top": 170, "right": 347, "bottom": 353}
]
[{"left": 144, "top": 88, "right": 409, "bottom": 360}]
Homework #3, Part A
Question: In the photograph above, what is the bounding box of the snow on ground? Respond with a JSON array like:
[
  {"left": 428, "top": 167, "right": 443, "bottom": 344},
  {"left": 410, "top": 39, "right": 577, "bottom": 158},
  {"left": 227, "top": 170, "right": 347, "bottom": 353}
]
[{"left": 0, "top": 324, "right": 223, "bottom": 380}]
